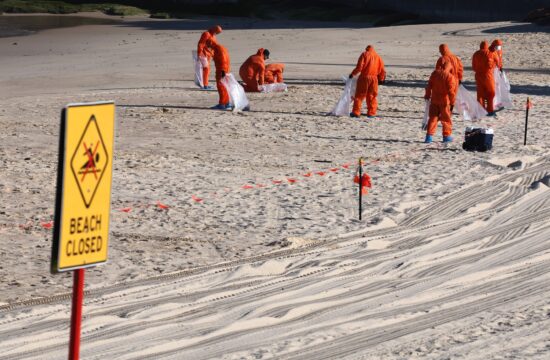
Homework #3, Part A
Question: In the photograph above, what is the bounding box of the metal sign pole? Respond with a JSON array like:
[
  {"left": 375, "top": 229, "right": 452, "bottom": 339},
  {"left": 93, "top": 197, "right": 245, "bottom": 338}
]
[
  {"left": 358, "top": 158, "right": 363, "bottom": 221},
  {"left": 68, "top": 268, "right": 85, "bottom": 360},
  {"left": 524, "top": 97, "right": 530, "bottom": 146}
]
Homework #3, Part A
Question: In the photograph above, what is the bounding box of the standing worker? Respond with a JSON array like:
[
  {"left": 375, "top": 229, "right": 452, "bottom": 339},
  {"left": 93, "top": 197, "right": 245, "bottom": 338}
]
[
  {"left": 435, "top": 44, "right": 463, "bottom": 109},
  {"left": 264, "top": 63, "right": 285, "bottom": 84},
  {"left": 349, "top": 45, "right": 386, "bottom": 118},
  {"left": 472, "top": 41, "right": 499, "bottom": 116},
  {"left": 197, "top": 25, "right": 222, "bottom": 90},
  {"left": 424, "top": 62, "right": 456, "bottom": 143},
  {"left": 208, "top": 40, "right": 231, "bottom": 110},
  {"left": 239, "top": 48, "right": 270, "bottom": 92},
  {"left": 489, "top": 39, "right": 503, "bottom": 71}
]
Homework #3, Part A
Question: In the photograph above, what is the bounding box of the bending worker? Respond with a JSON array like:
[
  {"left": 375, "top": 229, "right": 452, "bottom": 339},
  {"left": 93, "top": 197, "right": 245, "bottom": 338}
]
[
  {"left": 435, "top": 44, "right": 463, "bottom": 110},
  {"left": 472, "top": 41, "right": 499, "bottom": 116},
  {"left": 197, "top": 25, "right": 222, "bottom": 90},
  {"left": 264, "top": 63, "right": 285, "bottom": 84},
  {"left": 208, "top": 40, "right": 231, "bottom": 110},
  {"left": 239, "top": 48, "right": 270, "bottom": 92},
  {"left": 424, "top": 62, "right": 456, "bottom": 143},
  {"left": 489, "top": 39, "right": 503, "bottom": 71},
  {"left": 349, "top": 45, "right": 386, "bottom": 118}
]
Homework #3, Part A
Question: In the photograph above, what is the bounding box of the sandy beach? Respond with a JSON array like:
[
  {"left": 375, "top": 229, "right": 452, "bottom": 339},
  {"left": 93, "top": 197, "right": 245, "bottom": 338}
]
[{"left": 0, "top": 13, "right": 549, "bottom": 358}]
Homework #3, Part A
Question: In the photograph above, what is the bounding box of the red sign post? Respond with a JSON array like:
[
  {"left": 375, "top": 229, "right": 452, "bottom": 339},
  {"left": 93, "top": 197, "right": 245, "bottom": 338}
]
[{"left": 69, "top": 269, "right": 85, "bottom": 360}]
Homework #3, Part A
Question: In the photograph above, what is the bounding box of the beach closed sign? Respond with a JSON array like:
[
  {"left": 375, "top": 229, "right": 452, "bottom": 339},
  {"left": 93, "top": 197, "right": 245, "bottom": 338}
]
[{"left": 51, "top": 102, "right": 115, "bottom": 273}]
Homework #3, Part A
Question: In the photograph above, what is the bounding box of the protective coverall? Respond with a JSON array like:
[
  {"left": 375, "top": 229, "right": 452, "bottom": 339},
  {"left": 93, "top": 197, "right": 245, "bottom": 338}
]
[
  {"left": 489, "top": 39, "right": 503, "bottom": 70},
  {"left": 209, "top": 41, "right": 231, "bottom": 107},
  {"left": 424, "top": 62, "right": 456, "bottom": 139},
  {"left": 435, "top": 44, "right": 463, "bottom": 105},
  {"left": 264, "top": 63, "right": 285, "bottom": 84},
  {"left": 197, "top": 25, "right": 222, "bottom": 87},
  {"left": 350, "top": 46, "right": 386, "bottom": 117},
  {"left": 472, "top": 41, "right": 499, "bottom": 113},
  {"left": 239, "top": 48, "right": 267, "bottom": 92}
]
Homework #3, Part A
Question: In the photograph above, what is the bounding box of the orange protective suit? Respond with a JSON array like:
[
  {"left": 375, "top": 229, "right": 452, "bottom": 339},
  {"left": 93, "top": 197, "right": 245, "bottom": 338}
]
[
  {"left": 435, "top": 44, "right": 463, "bottom": 104},
  {"left": 209, "top": 41, "right": 231, "bottom": 106},
  {"left": 350, "top": 46, "right": 386, "bottom": 117},
  {"left": 197, "top": 25, "right": 222, "bottom": 87},
  {"left": 239, "top": 48, "right": 267, "bottom": 92},
  {"left": 264, "top": 63, "right": 285, "bottom": 84},
  {"left": 489, "top": 39, "right": 503, "bottom": 70},
  {"left": 424, "top": 62, "right": 456, "bottom": 137},
  {"left": 472, "top": 41, "right": 499, "bottom": 113}
]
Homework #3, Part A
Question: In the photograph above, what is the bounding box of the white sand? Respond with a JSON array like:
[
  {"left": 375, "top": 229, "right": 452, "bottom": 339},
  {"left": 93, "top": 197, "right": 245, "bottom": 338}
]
[{"left": 0, "top": 13, "right": 549, "bottom": 358}]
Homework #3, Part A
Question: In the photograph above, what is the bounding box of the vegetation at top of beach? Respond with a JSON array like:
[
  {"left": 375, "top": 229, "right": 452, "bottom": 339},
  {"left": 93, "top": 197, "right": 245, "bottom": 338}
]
[
  {"left": 0, "top": 0, "right": 421, "bottom": 26},
  {"left": 0, "top": 0, "right": 148, "bottom": 16}
]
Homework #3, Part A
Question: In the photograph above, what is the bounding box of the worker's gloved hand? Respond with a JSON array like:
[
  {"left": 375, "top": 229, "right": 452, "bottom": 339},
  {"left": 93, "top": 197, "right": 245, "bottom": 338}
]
[
  {"left": 450, "top": 104, "right": 454, "bottom": 112},
  {"left": 348, "top": 74, "right": 353, "bottom": 79},
  {"left": 459, "top": 80, "right": 462, "bottom": 85},
  {"left": 379, "top": 79, "right": 385, "bottom": 85},
  {"left": 221, "top": 71, "right": 226, "bottom": 78},
  {"left": 499, "top": 67, "right": 503, "bottom": 72}
]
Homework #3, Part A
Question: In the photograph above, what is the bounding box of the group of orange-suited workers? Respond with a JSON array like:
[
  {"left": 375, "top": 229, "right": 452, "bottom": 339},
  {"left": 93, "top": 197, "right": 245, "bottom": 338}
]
[{"left": 197, "top": 26, "right": 505, "bottom": 143}]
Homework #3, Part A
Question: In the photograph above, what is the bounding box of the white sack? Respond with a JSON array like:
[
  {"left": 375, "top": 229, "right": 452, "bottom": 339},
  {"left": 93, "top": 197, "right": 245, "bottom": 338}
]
[
  {"left": 192, "top": 50, "right": 204, "bottom": 88},
  {"left": 421, "top": 99, "right": 430, "bottom": 130},
  {"left": 330, "top": 76, "right": 357, "bottom": 116},
  {"left": 221, "top": 73, "right": 250, "bottom": 111},
  {"left": 259, "top": 83, "right": 288, "bottom": 93},
  {"left": 493, "top": 68, "right": 513, "bottom": 109},
  {"left": 454, "top": 84, "right": 487, "bottom": 121}
]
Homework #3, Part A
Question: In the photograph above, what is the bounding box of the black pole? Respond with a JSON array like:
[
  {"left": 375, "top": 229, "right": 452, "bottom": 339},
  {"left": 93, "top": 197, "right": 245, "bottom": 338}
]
[
  {"left": 524, "top": 97, "right": 530, "bottom": 146},
  {"left": 358, "top": 158, "right": 362, "bottom": 221}
]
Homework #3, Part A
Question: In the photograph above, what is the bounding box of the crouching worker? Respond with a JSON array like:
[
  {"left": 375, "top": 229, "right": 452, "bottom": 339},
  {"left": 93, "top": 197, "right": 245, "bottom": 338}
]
[
  {"left": 208, "top": 40, "right": 232, "bottom": 110},
  {"left": 424, "top": 61, "right": 456, "bottom": 143},
  {"left": 264, "top": 63, "right": 285, "bottom": 84},
  {"left": 349, "top": 45, "right": 386, "bottom": 118},
  {"left": 239, "top": 48, "right": 270, "bottom": 92}
]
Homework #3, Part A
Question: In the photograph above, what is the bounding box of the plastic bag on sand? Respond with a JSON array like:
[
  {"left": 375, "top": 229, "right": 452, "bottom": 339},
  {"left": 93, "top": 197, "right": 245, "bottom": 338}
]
[
  {"left": 454, "top": 84, "right": 487, "bottom": 121},
  {"left": 221, "top": 73, "right": 250, "bottom": 111},
  {"left": 493, "top": 68, "right": 513, "bottom": 109},
  {"left": 259, "top": 83, "right": 288, "bottom": 93},
  {"left": 192, "top": 50, "right": 204, "bottom": 88},
  {"left": 330, "top": 76, "right": 357, "bottom": 116},
  {"left": 421, "top": 99, "right": 430, "bottom": 130}
]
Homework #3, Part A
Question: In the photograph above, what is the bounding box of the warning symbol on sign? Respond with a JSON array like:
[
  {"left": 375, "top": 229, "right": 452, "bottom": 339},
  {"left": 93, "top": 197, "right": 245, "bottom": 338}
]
[{"left": 70, "top": 115, "right": 109, "bottom": 208}]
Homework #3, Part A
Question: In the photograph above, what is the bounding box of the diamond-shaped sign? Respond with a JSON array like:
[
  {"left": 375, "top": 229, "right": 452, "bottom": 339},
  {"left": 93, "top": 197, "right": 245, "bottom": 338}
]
[{"left": 70, "top": 115, "right": 109, "bottom": 208}]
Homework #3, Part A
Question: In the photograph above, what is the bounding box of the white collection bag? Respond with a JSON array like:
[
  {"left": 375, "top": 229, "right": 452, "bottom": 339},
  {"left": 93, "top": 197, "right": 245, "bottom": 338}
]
[
  {"left": 421, "top": 99, "right": 430, "bottom": 130},
  {"left": 259, "top": 83, "right": 288, "bottom": 93},
  {"left": 221, "top": 73, "right": 250, "bottom": 111},
  {"left": 330, "top": 76, "right": 357, "bottom": 116},
  {"left": 454, "top": 84, "right": 487, "bottom": 121},
  {"left": 192, "top": 50, "right": 204, "bottom": 88},
  {"left": 493, "top": 68, "right": 513, "bottom": 109}
]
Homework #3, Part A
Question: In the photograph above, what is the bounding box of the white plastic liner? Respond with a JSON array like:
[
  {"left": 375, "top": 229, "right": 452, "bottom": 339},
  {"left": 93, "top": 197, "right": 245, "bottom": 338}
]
[
  {"left": 330, "top": 76, "right": 357, "bottom": 116},
  {"left": 221, "top": 73, "right": 250, "bottom": 111},
  {"left": 421, "top": 99, "right": 430, "bottom": 130},
  {"left": 454, "top": 84, "right": 488, "bottom": 121},
  {"left": 259, "top": 83, "right": 288, "bottom": 93},
  {"left": 493, "top": 69, "right": 513, "bottom": 109},
  {"left": 192, "top": 50, "right": 204, "bottom": 88}
]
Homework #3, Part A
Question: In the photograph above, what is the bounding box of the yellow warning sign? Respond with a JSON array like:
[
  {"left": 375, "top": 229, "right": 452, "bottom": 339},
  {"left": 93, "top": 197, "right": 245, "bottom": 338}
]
[{"left": 51, "top": 102, "right": 115, "bottom": 273}]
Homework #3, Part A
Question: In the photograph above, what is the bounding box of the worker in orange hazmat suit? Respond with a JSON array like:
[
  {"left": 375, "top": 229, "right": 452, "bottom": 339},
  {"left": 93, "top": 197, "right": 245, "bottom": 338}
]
[
  {"left": 472, "top": 41, "right": 499, "bottom": 116},
  {"left": 197, "top": 25, "right": 222, "bottom": 89},
  {"left": 264, "top": 63, "right": 285, "bottom": 84},
  {"left": 239, "top": 48, "right": 270, "bottom": 92},
  {"left": 435, "top": 44, "right": 463, "bottom": 109},
  {"left": 349, "top": 45, "right": 386, "bottom": 118},
  {"left": 489, "top": 39, "right": 503, "bottom": 70},
  {"left": 424, "top": 61, "right": 456, "bottom": 143},
  {"left": 208, "top": 40, "right": 231, "bottom": 110}
]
